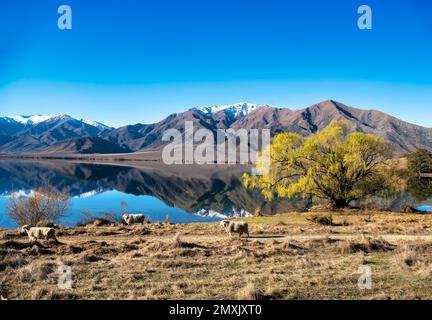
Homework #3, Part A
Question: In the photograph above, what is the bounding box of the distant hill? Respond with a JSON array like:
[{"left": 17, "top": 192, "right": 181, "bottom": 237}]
[
  {"left": 1, "top": 100, "right": 432, "bottom": 154},
  {"left": 104, "top": 100, "right": 432, "bottom": 154},
  {"left": 42, "top": 137, "right": 131, "bottom": 154},
  {"left": 0, "top": 115, "right": 114, "bottom": 153}
]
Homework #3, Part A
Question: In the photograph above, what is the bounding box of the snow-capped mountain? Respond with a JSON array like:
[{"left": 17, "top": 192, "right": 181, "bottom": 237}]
[
  {"left": 81, "top": 119, "right": 112, "bottom": 131},
  {"left": 0, "top": 114, "right": 116, "bottom": 153},
  {"left": 194, "top": 102, "right": 261, "bottom": 118},
  {"left": 8, "top": 115, "right": 55, "bottom": 125},
  {"left": 2, "top": 100, "right": 432, "bottom": 154},
  {"left": 2, "top": 114, "right": 112, "bottom": 131}
]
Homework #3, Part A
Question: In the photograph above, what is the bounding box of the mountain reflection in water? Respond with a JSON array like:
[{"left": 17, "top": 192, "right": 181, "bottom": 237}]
[
  {"left": 0, "top": 160, "right": 309, "bottom": 228},
  {"left": 1, "top": 160, "right": 431, "bottom": 229}
]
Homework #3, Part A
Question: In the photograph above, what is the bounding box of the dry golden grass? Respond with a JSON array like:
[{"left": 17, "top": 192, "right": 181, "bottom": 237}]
[{"left": 1, "top": 210, "right": 432, "bottom": 300}]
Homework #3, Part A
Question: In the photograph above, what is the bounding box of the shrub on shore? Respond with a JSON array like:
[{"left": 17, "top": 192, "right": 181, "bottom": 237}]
[
  {"left": 7, "top": 188, "right": 70, "bottom": 226},
  {"left": 77, "top": 211, "right": 116, "bottom": 227},
  {"left": 306, "top": 213, "right": 333, "bottom": 226}
]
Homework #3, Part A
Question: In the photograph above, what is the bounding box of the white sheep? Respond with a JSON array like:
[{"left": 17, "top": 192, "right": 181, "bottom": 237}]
[
  {"left": 21, "top": 225, "right": 58, "bottom": 243},
  {"left": 220, "top": 220, "right": 249, "bottom": 238},
  {"left": 121, "top": 213, "right": 145, "bottom": 225}
]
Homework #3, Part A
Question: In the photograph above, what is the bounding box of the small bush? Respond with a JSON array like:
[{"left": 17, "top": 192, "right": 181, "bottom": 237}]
[
  {"left": 306, "top": 214, "right": 333, "bottom": 226},
  {"left": 77, "top": 211, "right": 115, "bottom": 227},
  {"left": 7, "top": 188, "right": 69, "bottom": 226}
]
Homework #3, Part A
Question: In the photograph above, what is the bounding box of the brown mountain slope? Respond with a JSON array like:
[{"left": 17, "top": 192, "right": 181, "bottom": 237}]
[
  {"left": 2, "top": 100, "right": 431, "bottom": 154},
  {"left": 104, "top": 100, "right": 432, "bottom": 154},
  {"left": 230, "top": 100, "right": 432, "bottom": 153},
  {"left": 40, "top": 137, "right": 131, "bottom": 154}
]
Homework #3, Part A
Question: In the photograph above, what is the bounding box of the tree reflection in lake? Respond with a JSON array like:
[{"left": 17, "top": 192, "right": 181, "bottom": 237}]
[
  {"left": 1, "top": 159, "right": 431, "bottom": 228},
  {"left": 0, "top": 159, "right": 309, "bottom": 228}
]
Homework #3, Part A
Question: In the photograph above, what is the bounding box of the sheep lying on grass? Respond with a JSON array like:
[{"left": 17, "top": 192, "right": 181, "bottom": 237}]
[
  {"left": 221, "top": 220, "right": 249, "bottom": 238},
  {"left": 121, "top": 214, "right": 145, "bottom": 225},
  {"left": 20, "top": 225, "right": 58, "bottom": 243}
]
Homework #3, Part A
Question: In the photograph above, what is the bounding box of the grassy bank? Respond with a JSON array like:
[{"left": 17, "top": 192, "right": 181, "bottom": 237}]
[{"left": 1, "top": 211, "right": 432, "bottom": 300}]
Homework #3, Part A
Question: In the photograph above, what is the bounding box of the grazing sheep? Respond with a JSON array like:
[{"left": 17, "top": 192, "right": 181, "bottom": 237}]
[
  {"left": 221, "top": 220, "right": 249, "bottom": 238},
  {"left": 121, "top": 213, "right": 145, "bottom": 225},
  {"left": 21, "top": 225, "right": 58, "bottom": 243}
]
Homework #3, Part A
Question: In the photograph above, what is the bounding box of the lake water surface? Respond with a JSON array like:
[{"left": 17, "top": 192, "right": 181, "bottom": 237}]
[
  {"left": 0, "top": 159, "right": 431, "bottom": 229},
  {"left": 0, "top": 160, "right": 308, "bottom": 228}
]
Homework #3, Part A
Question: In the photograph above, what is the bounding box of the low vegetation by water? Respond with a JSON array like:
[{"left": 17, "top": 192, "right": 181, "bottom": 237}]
[{"left": 2, "top": 210, "right": 432, "bottom": 300}]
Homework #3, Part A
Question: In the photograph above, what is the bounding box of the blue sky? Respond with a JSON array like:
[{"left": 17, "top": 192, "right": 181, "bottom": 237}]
[{"left": 0, "top": 0, "right": 431, "bottom": 127}]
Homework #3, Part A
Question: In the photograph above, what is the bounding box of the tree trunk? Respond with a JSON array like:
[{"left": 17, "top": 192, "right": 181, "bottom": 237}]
[{"left": 331, "top": 198, "right": 350, "bottom": 209}]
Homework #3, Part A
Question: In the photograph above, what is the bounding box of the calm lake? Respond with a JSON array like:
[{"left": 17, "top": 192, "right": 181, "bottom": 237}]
[
  {"left": 0, "top": 159, "right": 308, "bottom": 229},
  {"left": 0, "top": 159, "right": 431, "bottom": 229}
]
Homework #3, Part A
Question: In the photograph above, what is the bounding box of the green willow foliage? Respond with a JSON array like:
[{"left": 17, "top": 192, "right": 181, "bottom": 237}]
[{"left": 244, "top": 121, "right": 395, "bottom": 208}]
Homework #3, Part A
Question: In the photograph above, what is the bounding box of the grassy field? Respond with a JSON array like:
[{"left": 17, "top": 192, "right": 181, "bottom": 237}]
[{"left": 1, "top": 210, "right": 432, "bottom": 300}]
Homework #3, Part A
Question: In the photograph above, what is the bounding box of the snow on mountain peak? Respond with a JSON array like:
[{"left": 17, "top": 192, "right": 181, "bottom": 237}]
[
  {"left": 10, "top": 115, "right": 54, "bottom": 125},
  {"left": 82, "top": 119, "right": 99, "bottom": 127},
  {"left": 194, "top": 102, "right": 261, "bottom": 118},
  {"left": 3, "top": 114, "right": 111, "bottom": 130},
  {"left": 81, "top": 119, "right": 111, "bottom": 130}
]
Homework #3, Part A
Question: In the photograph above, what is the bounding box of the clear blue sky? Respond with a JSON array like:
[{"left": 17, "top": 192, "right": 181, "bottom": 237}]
[{"left": 0, "top": 0, "right": 431, "bottom": 127}]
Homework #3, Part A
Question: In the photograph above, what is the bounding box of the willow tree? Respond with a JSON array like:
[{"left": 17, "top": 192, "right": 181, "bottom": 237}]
[{"left": 244, "top": 121, "right": 394, "bottom": 209}]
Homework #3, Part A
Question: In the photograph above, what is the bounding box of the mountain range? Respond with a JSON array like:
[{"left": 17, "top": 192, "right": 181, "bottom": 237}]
[{"left": 1, "top": 100, "right": 431, "bottom": 154}]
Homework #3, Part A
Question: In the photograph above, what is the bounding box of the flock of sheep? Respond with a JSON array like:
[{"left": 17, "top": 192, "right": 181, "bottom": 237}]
[{"left": 19, "top": 213, "right": 250, "bottom": 244}]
